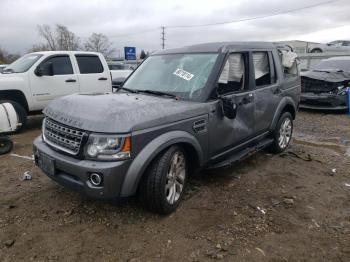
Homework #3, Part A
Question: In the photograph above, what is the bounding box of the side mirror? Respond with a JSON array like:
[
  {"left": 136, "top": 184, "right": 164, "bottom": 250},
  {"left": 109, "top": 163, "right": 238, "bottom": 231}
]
[
  {"left": 221, "top": 97, "right": 237, "bottom": 119},
  {"left": 35, "top": 62, "right": 53, "bottom": 77},
  {"left": 34, "top": 66, "right": 43, "bottom": 76}
]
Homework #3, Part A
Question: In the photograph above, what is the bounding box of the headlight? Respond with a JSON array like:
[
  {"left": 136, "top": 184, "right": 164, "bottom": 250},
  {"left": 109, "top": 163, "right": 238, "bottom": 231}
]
[
  {"left": 85, "top": 134, "right": 131, "bottom": 161},
  {"left": 337, "top": 85, "right": 348, "bottom": 95}
]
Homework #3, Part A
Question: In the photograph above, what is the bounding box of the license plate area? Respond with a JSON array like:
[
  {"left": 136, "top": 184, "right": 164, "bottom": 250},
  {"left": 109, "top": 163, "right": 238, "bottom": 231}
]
[{"left": 39, "top": 152, "right": 56, "bottom": 176}]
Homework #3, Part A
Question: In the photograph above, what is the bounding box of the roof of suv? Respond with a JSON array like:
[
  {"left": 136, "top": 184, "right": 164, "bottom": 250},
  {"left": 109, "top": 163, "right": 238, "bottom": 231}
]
[{"left": 154, "top": 41, "right": 280, "bottom": 55}]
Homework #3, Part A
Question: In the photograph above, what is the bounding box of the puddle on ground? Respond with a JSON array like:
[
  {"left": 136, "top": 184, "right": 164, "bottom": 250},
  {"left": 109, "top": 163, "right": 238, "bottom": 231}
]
[{"left": 293, "top": 132, "right": 350, "bottom": 156}]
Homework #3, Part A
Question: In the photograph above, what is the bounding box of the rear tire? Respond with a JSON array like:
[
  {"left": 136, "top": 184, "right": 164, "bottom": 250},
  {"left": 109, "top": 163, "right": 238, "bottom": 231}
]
[
  {"left": 0, "top": 100, "right": 27, "bottom": 133},
  {"left": 269, "top": 112, "right": 293, "bottom": 154},
  {"left": 139, "top": 145, "right": 188, "bottom": 215},
  {"left": 0, "top": 136, "right": 13, "bottom": 155}
]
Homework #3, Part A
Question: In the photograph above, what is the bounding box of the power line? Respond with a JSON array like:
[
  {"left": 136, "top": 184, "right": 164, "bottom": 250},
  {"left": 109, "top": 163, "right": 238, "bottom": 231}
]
[
  {"left": 167, "top": 0, "right": 340, "bottom": 28},
  {"left": 108, "top": 0, "right": 340, "bottom": 40}
]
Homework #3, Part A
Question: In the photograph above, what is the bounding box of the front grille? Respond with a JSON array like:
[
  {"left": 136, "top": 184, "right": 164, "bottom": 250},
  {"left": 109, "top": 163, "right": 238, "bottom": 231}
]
[
  {"left": 43, "top": 118, "right": 86, "bottom": 155},
  {"left": 301, "top": 77, "right": 339, "bottom": 94}
]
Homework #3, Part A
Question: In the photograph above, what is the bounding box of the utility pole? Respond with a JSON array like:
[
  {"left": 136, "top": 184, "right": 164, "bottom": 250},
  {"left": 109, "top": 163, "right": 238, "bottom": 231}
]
[{"left": 161, "top": 26, "right": 165, "bottom": 50}]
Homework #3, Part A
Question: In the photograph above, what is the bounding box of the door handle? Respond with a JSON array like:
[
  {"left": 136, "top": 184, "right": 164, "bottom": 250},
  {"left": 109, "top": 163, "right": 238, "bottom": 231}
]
[
  {"left": 65, "top": 79, "right": 76, "bottom": 83},
  {"left": 273, "top": 87, "right": 282, "bottom": 95},
  {"left": 241, "top": 93, "right": 254, "bottom": 105},
  {"left": 98, "top": 77, "right": 108, "bottom": 81}
]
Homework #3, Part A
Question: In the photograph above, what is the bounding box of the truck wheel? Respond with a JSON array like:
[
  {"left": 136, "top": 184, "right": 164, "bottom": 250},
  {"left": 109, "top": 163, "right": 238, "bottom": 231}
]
[
  {"left": 0, "top": 100, "right": 27, "bottom": 133},
  {"left": 139, "top": 146, "right": 188, "bottom": 215},
  {"left": 269, "top": 112, "right": 293, "bottom": 154},
  {"left": 0, "top": 136, "right": 13, "bottom": 155}
]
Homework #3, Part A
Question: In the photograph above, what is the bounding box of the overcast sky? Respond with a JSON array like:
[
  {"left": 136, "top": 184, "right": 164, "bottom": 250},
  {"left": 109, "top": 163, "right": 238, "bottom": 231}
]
[{"left": 1, "top": 0, "right": 349, "bottom": 56}]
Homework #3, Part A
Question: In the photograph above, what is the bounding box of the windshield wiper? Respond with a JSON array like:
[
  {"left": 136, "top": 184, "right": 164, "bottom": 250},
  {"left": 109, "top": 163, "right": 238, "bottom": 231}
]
[
  {"left": 117, "top": 87, "right": 139, "bottom": 93},
  {"left": 136, "top": 89, "right": 177, "bottom": 99}
]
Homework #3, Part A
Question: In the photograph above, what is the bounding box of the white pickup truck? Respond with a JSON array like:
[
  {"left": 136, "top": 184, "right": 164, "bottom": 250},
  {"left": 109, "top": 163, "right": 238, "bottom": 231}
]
[{"left": 0, "top": 51, "right": 113, "bottom": 131}]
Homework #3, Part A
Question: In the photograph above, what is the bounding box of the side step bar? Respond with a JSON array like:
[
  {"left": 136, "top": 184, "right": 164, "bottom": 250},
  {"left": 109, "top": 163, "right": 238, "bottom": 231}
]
[{"left": 208, "top": 138, "right": 274, "bottom": 169}]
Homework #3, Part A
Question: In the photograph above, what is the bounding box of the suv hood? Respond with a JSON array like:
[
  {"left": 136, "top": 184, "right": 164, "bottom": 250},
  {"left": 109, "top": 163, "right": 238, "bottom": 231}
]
[{"left": 44, "top": 92, "right": 209, "bottom": 133}]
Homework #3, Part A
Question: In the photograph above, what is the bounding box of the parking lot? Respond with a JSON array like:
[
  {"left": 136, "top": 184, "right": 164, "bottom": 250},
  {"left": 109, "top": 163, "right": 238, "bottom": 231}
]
[{"left": 0, "top": 110, "right": 350, "bottom": 261}]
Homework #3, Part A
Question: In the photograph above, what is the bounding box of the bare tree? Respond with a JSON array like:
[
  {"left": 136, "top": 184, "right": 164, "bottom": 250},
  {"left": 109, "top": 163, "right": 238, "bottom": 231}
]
[
  {"left": 37, "top": 24, "right": 80, "bottom": 51},
  {"left": 37, "top": 24, "right": 57, "bottom": 50},
  {"left": 84, "top": 33, "right": 114, "bottom": 57},
  {"left": 0, "top": 47, "right": 20, "bottom": 64},
  {"left": 0, "top": 47, "right": 7, "bottom": 63},
  {"left": 55, "top": 24, "right": 80, "bottom": 51},
  {"left": 28, "top": 44, "right": 50, "bottom": 52}
]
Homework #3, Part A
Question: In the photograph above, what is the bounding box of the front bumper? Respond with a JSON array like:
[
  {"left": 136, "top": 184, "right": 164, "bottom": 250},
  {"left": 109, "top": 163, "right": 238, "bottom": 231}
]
[
  {"left": 33, "top": 136, "right": 132, "bottom": 199},
  {"left": 300, "top": 92, "right": 348, "bottom": 110}
]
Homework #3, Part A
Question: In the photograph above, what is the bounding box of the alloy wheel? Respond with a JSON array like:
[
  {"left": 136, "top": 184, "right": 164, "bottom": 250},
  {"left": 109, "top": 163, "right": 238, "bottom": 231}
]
[{"left": 165, "top": 151, "right": 186, "bottom": 205}]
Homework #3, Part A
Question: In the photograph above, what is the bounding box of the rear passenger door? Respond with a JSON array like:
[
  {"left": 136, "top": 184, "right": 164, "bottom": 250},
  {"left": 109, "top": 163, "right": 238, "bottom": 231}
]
[
  {"left": 252, "top": 51, "right": 281, "bottom": 135},
  {"left": 74, "top": 54, "right": 111, "bottom": 93}
]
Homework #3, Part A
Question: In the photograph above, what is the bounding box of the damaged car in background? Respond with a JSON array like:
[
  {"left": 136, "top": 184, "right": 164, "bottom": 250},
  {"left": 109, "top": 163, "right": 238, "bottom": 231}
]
[{"left": 300, "top": 57, "right": 350, "bottom": 110}]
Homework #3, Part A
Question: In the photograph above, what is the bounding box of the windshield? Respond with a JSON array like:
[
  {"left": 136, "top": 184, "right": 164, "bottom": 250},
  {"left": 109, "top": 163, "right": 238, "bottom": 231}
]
[
  {"left": 313, "top": 59, "right": 350, "bottom": 72},
  {"left": 4, "top": 54, "right": 43, "bottom": 73},
  {"left": 123, "top": 53, "right": 218, "bottom": 100}
]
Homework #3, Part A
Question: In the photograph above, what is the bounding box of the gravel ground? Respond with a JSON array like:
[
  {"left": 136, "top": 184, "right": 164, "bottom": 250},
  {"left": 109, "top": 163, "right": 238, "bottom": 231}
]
[{"left": 0, "top": 111, "right": 349, "bottom": 262}]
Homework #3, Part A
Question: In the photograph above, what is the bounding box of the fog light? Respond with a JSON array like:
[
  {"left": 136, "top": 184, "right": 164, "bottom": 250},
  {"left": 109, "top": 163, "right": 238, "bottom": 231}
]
[{"left": 90, "top": 173, "right": 103, "bottom": 186}]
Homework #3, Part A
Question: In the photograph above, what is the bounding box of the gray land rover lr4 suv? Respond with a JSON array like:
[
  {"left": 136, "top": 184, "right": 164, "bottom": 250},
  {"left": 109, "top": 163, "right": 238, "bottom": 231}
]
[{"left": 33, "top": 42, "right": 300, "bottom": 214}]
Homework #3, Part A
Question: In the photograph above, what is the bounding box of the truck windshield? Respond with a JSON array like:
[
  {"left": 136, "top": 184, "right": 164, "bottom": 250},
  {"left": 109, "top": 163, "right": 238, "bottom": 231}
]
[
  {"left": 123, "top": 53, "right": 218, "bottom": 100},
  {"left": 4, "top": 54, "right": 43, "bottom": 73}
]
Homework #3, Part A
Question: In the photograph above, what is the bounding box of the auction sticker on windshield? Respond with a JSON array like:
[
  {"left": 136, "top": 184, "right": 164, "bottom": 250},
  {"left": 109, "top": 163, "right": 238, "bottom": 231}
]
[{"left": 173, "top": 68, "right": 194, "bottom": 81}]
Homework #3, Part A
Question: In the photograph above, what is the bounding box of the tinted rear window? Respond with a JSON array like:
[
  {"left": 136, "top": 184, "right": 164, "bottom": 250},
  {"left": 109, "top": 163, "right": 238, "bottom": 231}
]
[{"left": 75, "top": 55, "right": 104, "bottom": 74}]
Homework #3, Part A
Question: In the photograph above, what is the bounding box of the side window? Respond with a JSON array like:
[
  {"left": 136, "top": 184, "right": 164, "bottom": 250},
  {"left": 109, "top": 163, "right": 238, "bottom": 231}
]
[
  {"left": 75, "top": 55, "right": 104, "bottom": 74},
  {"left": 252, "top": 52, "right": 272, "bottom": 87},
  {"left": 217, "top": 53, "right": 247, "bottom": 95},
  {"left": 41, "top": 56, "right": 73, "bottom": 75}
]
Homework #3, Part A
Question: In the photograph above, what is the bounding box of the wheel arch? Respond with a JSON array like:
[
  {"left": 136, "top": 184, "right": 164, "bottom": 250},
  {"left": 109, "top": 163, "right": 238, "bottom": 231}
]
[
  {"left": 310, "top": 48, "right": 322, "bottom": 53},
  {"left": 0, "top": 90, "right": 29, "bottom": 112},
  {"left": 269, "top": 97, "right": 297, "bottom": 132},
  {"left": 120, "top": 130, "right": 204, "bottom": 197}
]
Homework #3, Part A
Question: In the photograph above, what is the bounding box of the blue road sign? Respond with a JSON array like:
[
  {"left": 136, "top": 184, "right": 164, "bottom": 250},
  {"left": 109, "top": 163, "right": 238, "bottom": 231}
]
[{"left": 124, "top": 47, "right": 136, "bottom": 60}]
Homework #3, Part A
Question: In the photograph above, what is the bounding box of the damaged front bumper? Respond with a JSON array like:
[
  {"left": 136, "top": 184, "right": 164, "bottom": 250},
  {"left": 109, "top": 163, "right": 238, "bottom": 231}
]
[{"left": 300, "top": 92, "right": 348, "bottom": 110}]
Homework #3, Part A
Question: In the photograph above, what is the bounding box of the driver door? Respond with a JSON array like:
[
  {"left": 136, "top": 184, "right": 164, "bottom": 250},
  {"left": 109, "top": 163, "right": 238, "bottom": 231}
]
[
  {"left": 208, "top": 52, "right": 255, "bottom": 159},
  {"left": 30, "top": 54, "right": 80, "bottom": 109}
]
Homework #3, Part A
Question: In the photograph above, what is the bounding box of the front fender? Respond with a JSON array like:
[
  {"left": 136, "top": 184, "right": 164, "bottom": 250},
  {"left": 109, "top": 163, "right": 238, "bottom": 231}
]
[
  {"left": 269, "top": 97, "right": 296, "bottom": 132},
  {"left": 120, "top": 130, "right": 203, "bottom": 197}
]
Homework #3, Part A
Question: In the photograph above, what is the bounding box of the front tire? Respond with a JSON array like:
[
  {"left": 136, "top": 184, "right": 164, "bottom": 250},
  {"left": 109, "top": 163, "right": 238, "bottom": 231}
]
[
  {"left": 139, "top": 146, "right": 187, "bottom": 215},
  {"left": 0, "top": 136, "right": 13, "bottom": 155},
  {"left": 269, "top": 112, "right": 293, "bottom": 154}
]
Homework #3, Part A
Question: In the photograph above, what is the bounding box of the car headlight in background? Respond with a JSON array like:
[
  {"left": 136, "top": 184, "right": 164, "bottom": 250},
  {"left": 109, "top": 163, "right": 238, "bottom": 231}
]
[{"left": 85, "top": 134, "right": 131, "bottom": 161}]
